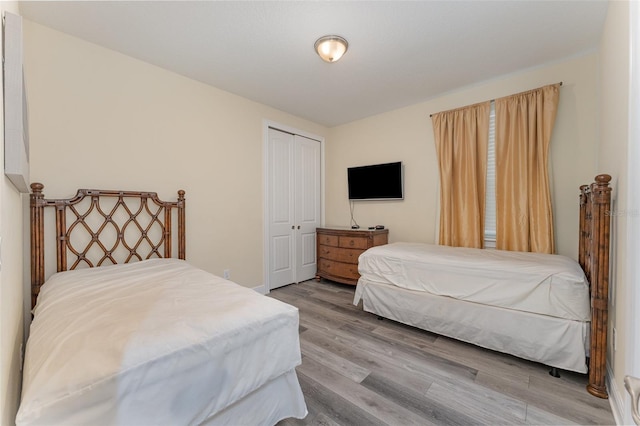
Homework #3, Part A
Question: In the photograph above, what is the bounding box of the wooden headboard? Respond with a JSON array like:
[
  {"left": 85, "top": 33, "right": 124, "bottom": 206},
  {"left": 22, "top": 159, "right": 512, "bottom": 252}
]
[
  {"left": 579, "top": 174, "right": 612, "bottom": 399},
  {"left": 30, "top": 183, "right": 185, "bottom": 309}
]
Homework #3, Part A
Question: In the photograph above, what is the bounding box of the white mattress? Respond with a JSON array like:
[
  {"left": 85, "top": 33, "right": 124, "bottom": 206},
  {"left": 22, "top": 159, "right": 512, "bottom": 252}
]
[
  {"left": 16, "top": 259, "right": 307, "bottom": 425},
  {"left": 356, "top": 242, "right": 590, "bottom": 321}
]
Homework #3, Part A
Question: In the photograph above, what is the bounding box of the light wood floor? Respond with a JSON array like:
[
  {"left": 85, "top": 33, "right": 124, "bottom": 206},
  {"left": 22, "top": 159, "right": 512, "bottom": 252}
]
[{"left": 270, "top": 279, "right": 616, "bottom": 426}]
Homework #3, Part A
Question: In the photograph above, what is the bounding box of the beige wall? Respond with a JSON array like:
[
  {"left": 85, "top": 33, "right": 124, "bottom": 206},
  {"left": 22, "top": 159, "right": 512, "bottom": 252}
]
[
  {"left": 0, "top": 3, "right": 27, "bottom": 425},
  {"left": 23, "top": 21, "right": 327, "bottom": 288},
  {"left": 325, "top": 53, "right": 599, "bottom": 260},
  {"left": 598, "top": 0, "right": 632, "bottom": 420}
]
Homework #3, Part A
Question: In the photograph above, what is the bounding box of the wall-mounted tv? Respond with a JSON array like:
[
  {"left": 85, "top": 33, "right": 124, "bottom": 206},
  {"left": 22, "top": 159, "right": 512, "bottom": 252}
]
[{"left": 347, "top": 161, "right": 403, "bottom": 200}]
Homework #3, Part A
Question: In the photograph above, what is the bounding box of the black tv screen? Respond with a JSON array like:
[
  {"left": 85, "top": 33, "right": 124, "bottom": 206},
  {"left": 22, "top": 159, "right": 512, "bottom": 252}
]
[{"left": 347, "top": 162, "right": 403, "bottom": 200}]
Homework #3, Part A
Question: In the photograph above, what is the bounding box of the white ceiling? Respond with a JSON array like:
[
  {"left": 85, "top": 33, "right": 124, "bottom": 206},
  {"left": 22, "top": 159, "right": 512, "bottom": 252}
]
[{"left": 19, "top": 1, "right": 608, "bottom": 127}]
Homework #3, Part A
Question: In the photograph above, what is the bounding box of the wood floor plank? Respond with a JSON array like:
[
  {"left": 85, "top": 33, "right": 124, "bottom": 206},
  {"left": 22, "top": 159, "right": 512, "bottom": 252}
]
[
  {"left": 432, "top": 333, "right": 590, "bottom": 390},
  {"left": 299, "top": 318, "right": 362, "bottom": 348},
  {"left": 524, "top": 404, "right": 579, "bottom": 425},
  {"left": 298, "top": 315, "right": 368, "bottom": 346},
  {"left": 370, "top": 321, "right": 438, "bottom": 348},
  {"left": 281, "top": 285, "right": 314, "bottom": 298},
  {"left": 475, "top": 370, "right": 615, "bottom": 425},
  {"left": 298, "top": 356, "right": 435, "bottom": 426},
  {"left": 296, "top": 302, "right": 375, "bottom": 336},
  {"left": 470, "top": 368, "right": 530, "bottom": 397},
  {"left": 528, "top": 373, "right": 613, "bottom": 409},
  {"left": 339, "top": 323, "right": 479, "bottom": 385},
  {"left": 425, "top": 381, "right": 527, "bottom": 425},
  {"left": 430, "top": 334, "right": 537, "bottom": 385},
  {"left": 304, "top": 283, "right": 361, "bottom": 306},
  {"left": 307, "top": 279, "right": 354, "bottom": 294},
  {"left": 295, "top": 370, "right": 383, "bottom": 426},
  {"left": 360, "top": 372, "right": 479, "bottom": 426},
  {"left": 309, "top": 413, "right": 342, "bottom": 426},
  {"left": 285, "top": 289, "right": 395, "bottom": 334},
  {"left": 277, "top": 293, "right": 377, "bottom": 333},
  {"left": 300, "top": 326, "right": 434, "bottom": 394},
  {"left": 301, "top": 339, "right": 371, "bottom": 383}
]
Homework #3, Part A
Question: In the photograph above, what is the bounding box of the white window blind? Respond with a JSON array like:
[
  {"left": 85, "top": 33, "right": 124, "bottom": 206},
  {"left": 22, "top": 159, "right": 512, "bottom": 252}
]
[{"left": 484, "top": 101, "right": 496, "bottom": 247}]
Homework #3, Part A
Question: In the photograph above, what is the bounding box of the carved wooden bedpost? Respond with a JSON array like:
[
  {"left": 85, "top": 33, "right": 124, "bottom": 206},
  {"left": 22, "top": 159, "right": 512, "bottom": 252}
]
[
  {"left": 178, "top": 190, "right": 186, "bottom": 260},
  {"left": 30, "top": 183, "right": 45, "bottom": 309},
  {"left": 55, "top": 199, "right": 68, "bottom": 273},
  {"left": 578, "top": 185, "right": 588, "bottom": 272},
  {"left": 586, "top": 174, "right": 612, "bottom": 399}
]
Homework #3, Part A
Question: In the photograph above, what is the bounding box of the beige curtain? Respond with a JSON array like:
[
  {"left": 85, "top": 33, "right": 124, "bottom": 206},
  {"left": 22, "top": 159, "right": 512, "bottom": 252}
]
[
  {"left": 494, "top": 83, "right": 560, "bottom": 253},
  {"left": 432, "top": 102, "right": 490, "bottom": 248}
]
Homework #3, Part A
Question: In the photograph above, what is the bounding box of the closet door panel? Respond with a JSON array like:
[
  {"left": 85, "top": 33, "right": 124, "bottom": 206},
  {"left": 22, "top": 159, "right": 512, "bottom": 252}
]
[
  {"left": 295, "top": 135, "right": 321, "bottom": 282},
  {"left": 268, "top": 128, "right": 295, "bottom": 289}
]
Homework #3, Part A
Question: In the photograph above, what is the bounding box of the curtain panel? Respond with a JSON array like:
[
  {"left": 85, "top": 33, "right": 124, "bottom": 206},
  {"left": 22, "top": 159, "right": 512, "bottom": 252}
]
[
  {"left": 432, "top": 102, "right": 490, "bottom": 248},
  {"left": 494, "top": 83, "right": 560, "bottom": 254}
]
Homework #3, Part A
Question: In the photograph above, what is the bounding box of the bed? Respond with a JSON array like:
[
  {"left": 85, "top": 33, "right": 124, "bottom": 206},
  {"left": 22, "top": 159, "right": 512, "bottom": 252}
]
[
  {"left": 17, "top": 183, "right": 307, "bottom": 425},
  {"left": 353, "top": 174, "right": 612, "bottom": 398}
]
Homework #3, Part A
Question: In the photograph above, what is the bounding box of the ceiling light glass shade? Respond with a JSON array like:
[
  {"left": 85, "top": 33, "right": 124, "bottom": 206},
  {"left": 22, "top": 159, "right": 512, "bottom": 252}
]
[{"left": 314, "top": 35, "right": 348, "bottom": 63}]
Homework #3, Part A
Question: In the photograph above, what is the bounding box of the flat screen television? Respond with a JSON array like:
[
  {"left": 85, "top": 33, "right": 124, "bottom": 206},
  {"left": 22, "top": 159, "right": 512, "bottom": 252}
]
[{"left": 347, "top": 161, "right": 403, "bottom": 200}]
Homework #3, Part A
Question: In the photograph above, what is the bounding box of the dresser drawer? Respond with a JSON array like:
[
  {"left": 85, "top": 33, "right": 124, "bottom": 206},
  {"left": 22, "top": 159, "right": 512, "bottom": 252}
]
[
  {"left": 318, "top": 233, "right": 339, "bottom": 247},
  {"left": 318, "top": 245, "right": 365, "bottom": 263},
  {"left": 338, "top": 236, "right": 369, "bottom": 250},
  {"left": 318, "top": 258, "right": 360, "bottom": 281}
]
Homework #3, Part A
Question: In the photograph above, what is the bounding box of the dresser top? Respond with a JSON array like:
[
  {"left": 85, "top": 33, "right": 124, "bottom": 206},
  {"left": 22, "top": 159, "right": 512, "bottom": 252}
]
[{"left": 317, "top": 226, "right": 388, "bottom": 235}]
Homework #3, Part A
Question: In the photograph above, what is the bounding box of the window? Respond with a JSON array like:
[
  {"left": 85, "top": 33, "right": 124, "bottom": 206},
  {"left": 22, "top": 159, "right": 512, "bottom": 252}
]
[
  {"left": 434, "top": 84, "right": 558, "bottom": 252},
  {"left": 484, "top": 101, "right": 496, "bottom": 248}
]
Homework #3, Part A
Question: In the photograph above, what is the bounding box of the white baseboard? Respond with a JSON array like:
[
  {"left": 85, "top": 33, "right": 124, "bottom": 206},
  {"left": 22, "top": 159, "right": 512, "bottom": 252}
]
[{"left": 608, "top": 362, "right": 626, "bottom": 425}]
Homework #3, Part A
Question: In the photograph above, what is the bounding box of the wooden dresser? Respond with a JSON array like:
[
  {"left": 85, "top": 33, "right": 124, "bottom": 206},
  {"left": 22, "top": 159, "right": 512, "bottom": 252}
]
[{"left": 316, "top": 227, "right": 389, "bottom": 285}]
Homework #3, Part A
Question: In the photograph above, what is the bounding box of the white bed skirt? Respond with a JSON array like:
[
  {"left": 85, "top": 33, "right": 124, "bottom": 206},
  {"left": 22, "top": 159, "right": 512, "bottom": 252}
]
[
  {"left": 354, "top": 279, "right": 589, "bottom": 373},
  {"left": 201, "top": 369, "right": 307, "bottom": 425}
]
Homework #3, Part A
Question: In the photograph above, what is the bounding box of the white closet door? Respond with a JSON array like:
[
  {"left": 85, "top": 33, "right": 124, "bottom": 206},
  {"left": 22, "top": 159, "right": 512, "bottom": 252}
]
[
  {"left": 268, "top": 128, "right": 295, "bottom": 289},
  {"left": 295, "top": 135, "right": 321, "bottom": 282},
  {"left": 267, "top": 128, "right": 321, "bottom": 290}
]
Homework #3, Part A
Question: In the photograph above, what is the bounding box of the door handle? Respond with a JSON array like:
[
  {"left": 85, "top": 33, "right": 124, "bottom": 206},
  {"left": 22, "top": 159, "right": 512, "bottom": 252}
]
[
  {"left": 625, "top": 375, "right": 640, "bottom": 425},
  {"left": 297, "top": 225, "right": 301, "bottom": 230},
  {"left": 291, "top": 225, "right": 295, "bottom": 230}
]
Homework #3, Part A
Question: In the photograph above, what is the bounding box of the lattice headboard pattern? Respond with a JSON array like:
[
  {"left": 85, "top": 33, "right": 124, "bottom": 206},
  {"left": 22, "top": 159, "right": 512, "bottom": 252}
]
[{"left": 30, "top": 183, "right": 185, "bottom": 308}]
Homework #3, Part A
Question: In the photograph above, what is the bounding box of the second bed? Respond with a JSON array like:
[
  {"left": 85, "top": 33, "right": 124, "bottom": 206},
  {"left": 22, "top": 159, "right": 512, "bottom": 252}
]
[{"left": 354, "top": 242, "right": 590, "bottom": 373}]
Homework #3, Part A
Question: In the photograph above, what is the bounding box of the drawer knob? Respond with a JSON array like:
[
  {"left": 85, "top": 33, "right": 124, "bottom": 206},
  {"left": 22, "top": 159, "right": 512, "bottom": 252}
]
[{"left": 349, "top": 240, "right": 355, "bottom": 246}]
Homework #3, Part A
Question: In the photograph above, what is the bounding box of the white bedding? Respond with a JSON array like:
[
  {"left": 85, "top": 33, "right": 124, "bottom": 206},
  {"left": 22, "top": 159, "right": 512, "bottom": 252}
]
[
  {"left": 16, "top": 259, "right": 307, "bottom": 426},
  {"left": 356, "top": 242, "right": 590, "bottom": 321}
]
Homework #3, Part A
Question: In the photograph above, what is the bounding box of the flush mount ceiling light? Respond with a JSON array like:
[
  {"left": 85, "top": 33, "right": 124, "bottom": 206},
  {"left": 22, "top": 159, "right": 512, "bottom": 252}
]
[{"left": 314, "top": 35, "right": 348, "bottom": 63}]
